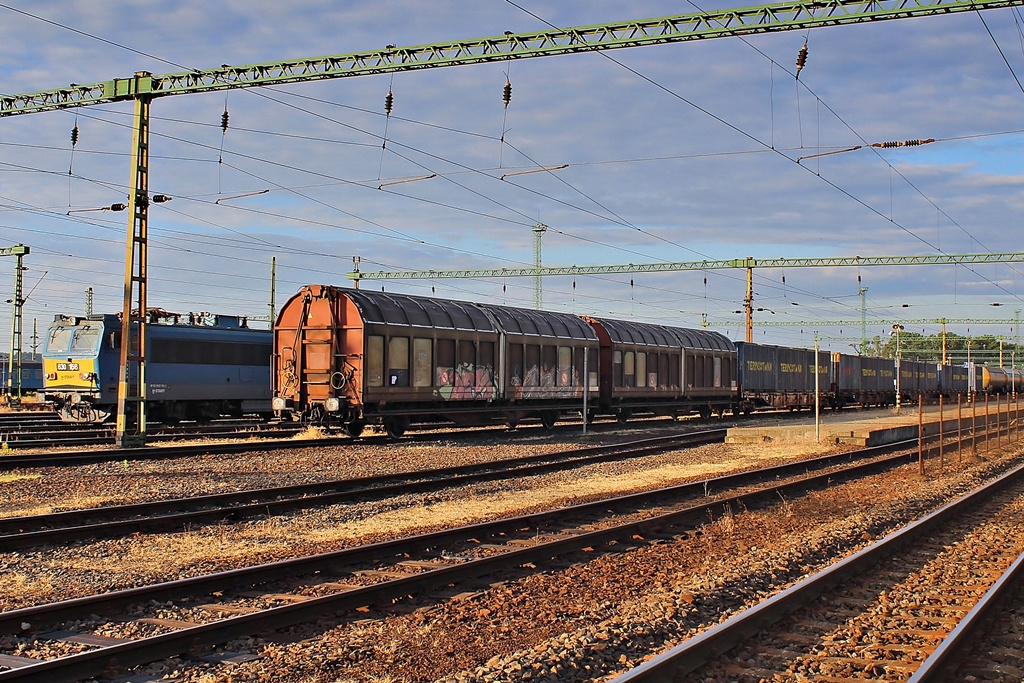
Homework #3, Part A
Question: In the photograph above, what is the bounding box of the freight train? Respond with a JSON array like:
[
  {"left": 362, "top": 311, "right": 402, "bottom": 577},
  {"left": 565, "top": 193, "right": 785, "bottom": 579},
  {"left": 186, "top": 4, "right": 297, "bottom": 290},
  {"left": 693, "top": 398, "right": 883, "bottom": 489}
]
[
  {"left": 41, "top": 311, "right": 272, "bottom": 422},
  {"left": 270, "top": 285, "right": 1016, "bottom": 437}
]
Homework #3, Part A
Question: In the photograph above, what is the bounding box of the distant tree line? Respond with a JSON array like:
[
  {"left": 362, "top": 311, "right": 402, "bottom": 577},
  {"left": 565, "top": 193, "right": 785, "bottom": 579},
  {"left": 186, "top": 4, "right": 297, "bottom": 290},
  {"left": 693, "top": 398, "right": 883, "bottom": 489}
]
[{"left": 854, "top": 333, "right": 1020, "bottom": 366}]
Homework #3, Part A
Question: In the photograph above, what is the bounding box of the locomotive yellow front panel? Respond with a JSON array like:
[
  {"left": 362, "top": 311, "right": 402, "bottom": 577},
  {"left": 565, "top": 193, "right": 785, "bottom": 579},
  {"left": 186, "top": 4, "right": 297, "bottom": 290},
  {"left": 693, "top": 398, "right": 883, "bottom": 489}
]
[{"left": 43, "top": 358, "right": 99, "bottom": 389}]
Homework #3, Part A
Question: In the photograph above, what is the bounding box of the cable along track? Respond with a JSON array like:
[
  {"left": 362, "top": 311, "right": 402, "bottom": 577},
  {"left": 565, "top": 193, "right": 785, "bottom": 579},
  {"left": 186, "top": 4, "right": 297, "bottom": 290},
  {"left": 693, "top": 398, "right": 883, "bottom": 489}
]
[
  {"left": 0, "top": 439, "right": 921, "bottom": 681},
  {"left": 616, "top": 460, "right": 1024, "bottom": 683}
]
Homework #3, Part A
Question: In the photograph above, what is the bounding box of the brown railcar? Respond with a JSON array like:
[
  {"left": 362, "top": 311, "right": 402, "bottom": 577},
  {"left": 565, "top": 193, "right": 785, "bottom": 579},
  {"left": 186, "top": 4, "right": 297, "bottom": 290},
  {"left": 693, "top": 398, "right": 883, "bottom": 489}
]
[
  {"left": 585, "top": 317, "right": 737, "bottom": 420},
  {"left": 272, "top": 285, "right": 599, "bottom": 436}
]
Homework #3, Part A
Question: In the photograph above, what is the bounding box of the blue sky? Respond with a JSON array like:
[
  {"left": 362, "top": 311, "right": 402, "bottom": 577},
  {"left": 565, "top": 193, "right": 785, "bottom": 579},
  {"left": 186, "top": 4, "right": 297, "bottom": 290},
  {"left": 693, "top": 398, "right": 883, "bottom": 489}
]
[{"left": 2, "top": 0, "right": 1024, "bottom": 356}]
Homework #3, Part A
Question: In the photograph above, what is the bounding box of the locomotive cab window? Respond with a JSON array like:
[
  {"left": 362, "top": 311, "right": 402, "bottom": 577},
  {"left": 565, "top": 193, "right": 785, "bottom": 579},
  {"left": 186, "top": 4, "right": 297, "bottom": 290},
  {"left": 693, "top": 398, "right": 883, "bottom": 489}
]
[
  {"left": 45, "top": 327, "right": 74, "bottom": 354},
  {"left": 70, "top": 327, "right": 101, "bottom": 354}
]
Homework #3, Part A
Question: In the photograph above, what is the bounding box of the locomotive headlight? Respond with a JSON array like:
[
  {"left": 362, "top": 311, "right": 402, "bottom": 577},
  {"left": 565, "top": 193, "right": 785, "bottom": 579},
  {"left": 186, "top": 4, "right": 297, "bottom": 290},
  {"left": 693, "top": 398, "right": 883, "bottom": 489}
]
[
  {"left": 272, "top": 397, "right": 288, "bottom": 411},
  {"left": 324, "top": 397, "right": 340, "bottom": 412}
]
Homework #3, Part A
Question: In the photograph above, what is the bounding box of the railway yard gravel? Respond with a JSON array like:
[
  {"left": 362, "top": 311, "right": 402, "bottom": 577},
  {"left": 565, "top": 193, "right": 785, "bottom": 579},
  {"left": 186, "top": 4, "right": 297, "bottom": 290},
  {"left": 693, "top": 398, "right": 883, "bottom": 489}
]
[{"left": 0, "top": 417, "right": 1021, "bottom": 682}]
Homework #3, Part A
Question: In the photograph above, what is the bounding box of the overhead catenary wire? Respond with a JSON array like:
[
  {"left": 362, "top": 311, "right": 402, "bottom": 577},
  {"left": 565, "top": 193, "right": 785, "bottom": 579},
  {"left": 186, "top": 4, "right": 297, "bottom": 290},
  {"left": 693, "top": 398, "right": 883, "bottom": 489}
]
[{"left": 4, "top": 3, "right": 1023, "bottom": 330}]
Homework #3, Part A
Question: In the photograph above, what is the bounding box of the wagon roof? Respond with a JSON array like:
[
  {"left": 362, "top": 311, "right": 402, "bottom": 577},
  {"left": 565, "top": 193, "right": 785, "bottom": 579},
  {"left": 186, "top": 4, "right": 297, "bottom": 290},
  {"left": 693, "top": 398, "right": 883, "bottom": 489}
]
[
  {"left": 345, "top": 290, "right": 497, "bottom": 332},
  {"left": 591, "top": 317, "right": 735, "bottom": 351},
  {"left": 478, "top": 304, "right": 598, "bottom": 341}
]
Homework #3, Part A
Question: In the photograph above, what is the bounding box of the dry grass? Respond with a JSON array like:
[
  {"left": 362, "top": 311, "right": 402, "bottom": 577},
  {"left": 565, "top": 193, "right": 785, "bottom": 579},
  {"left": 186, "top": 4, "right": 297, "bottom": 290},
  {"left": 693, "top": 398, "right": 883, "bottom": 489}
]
[
  {"left": 293, "top": 425, "right": 327, "bottom": 440},
  {"left": 0, "top": 473, "right": 40, "bottom": 483}
]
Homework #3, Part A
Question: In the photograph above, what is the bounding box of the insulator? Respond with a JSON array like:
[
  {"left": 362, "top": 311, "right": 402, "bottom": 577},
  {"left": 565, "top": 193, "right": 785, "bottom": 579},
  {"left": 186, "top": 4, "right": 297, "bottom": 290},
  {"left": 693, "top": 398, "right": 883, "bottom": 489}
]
[
  {"left": 795, "top": 44, "right": 808, "bottom": 79},
  {"left": 109, "top": 203, "right": 127, "bottom": 212},
  {"left": 503, "top": 80, "right": 512, "bottom": 108},
  {"left": 70, "top": 125, "right": 79, "bottom": 147},
  {"left": 385, "top": 90, "right": 394, "bottom": 117},
  {"left": 871, "top": 138, "right": 935, "bottom": 148},
  {"left": 221, "top": 110, "right": 229, "bottom": 133}
]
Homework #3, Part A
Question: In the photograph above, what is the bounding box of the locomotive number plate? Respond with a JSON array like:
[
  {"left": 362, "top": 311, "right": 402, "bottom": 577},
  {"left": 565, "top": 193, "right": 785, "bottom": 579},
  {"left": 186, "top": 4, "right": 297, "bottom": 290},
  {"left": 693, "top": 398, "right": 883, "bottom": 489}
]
[{"left": 56, "top": 362, "right": 80, "bottom": 371}]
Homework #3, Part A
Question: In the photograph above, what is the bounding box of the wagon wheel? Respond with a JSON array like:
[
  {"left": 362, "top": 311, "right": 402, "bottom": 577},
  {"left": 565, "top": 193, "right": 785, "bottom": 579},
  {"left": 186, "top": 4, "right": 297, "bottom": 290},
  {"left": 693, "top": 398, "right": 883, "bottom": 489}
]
[
  {"left": 384, "top": 416, "right": 409, "bottom": 439},
  {"left": 540, "top": 411, "right": 558, "bottom": 430},
  {"left": 345, "top": 420, "right": 366, "bottom": 438},
  {"left": 698, "top": 406, "right": 712, "bottom": 420}
]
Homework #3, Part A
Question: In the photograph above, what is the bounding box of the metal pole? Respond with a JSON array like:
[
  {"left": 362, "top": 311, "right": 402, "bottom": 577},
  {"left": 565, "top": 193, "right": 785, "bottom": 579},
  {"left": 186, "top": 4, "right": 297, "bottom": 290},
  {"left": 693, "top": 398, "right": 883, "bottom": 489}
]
[
  {"left": 892, "top": 324, "right": 903, "bottom": 415},
  {"left": 918, "top": 394, "right": 924, "bottom": 476},
  {"left": 814, "top": 336, "right": 820, "bottom": 442},
  {"left": 985, "top": 393, "right": 990, "bottom": 455},
  {"left": 582, "top": 349, "right": 589, "bottom": 436},
  {"left": 995, "top": 389, "right": 1003, "bottom": 448},
  {"left": 115, "top": 84, "right": 152, "bottom": 447},
  {"left": 957, "top": 394, "right": 962, "bottom": 465},
  {"left": 938, "top": 393, "right": 944, "bottom": 473},
  {"left": 269, "top": 256, "right": 277, "bottom": 324},
  {"left": 972, "top": 394, "right": 977, "bottom": 459},
  {"left": 745, "top": 261, "right": 753, "bottom": 343}
]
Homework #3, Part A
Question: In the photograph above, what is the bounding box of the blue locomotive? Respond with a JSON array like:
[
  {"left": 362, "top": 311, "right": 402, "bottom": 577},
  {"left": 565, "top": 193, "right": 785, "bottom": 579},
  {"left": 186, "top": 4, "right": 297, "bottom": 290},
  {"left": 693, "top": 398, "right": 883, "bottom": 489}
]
[{"left": 41, "top": 311, "right": 272, "bottom": 422}]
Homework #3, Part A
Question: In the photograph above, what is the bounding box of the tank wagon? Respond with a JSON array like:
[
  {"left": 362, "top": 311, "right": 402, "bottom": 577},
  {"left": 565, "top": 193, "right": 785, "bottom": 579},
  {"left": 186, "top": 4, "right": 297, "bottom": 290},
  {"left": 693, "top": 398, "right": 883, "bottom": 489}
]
[
  {"left": 272, "top": 285, "right": 737, "bottom": 436},
  {"left": 42, "top": 311, "right": 272, "bottom": 422},
  {"left": 982, "top": 365, "right": 1023, "bottom": 394}
]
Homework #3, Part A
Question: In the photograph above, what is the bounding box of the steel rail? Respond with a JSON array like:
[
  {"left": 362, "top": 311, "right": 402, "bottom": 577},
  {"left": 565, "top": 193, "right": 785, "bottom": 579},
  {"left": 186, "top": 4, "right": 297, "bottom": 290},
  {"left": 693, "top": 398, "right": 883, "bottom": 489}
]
[
  {"left": 614, "top": 460, "right": 1024, "bottom": 682},
  {"left": 906, "top": 546, "right": 1024, "bottom": 682}
]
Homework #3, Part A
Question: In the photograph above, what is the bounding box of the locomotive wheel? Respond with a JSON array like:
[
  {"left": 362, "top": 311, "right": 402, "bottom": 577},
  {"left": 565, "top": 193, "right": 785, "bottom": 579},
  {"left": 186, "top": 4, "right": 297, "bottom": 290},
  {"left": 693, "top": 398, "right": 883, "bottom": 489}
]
[
  {"left": 345, "top": 420, "right": 366, "bottom": 438},
  {"left": 540, "top": 411, "right": 558, "bottom": 430},
  {"left": 384, "top": 416, "right": 409, "bottom": 438}
]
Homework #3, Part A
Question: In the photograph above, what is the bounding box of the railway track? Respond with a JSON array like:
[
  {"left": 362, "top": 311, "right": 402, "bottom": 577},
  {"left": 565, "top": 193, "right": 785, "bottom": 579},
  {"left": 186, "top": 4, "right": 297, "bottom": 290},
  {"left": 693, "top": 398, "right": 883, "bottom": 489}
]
[
  {"left": 0, "top": 438, "right": 922, "bottom": 681},
  {"left": 0, "top": 411, "right": 734, "bottom": 469},
  {"left": 616, "top": 460, "right": 1024, "bottom": 682},
  {"left": 0, "top": 429, "right": 728, "bottom": 550},
  {"left": 0, "top": 415, "right": 303, "bottom": 450}
]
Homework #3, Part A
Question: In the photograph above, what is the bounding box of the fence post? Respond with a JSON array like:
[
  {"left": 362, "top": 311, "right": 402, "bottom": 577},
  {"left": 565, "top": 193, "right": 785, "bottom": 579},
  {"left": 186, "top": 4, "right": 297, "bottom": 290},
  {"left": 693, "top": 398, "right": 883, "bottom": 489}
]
[
  {"left": 957, "top": 394, "right": 963, "bottom": 465},
  {"left": 972, "top": 395, "right": 978, "bottom": 459},
  {"left": 938, "top": 394, "right": 944, "bottom": 473},
  {"left": 918, "top": 394, "right": 925, "bottom": 476}
]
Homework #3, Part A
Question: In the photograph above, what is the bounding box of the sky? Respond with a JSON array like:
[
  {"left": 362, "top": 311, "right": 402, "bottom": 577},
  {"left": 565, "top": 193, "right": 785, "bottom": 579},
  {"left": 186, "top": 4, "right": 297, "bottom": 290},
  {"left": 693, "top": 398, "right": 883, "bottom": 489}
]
[{"left": 2, "top": 0, "right": 1024, "bottom": 359}]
